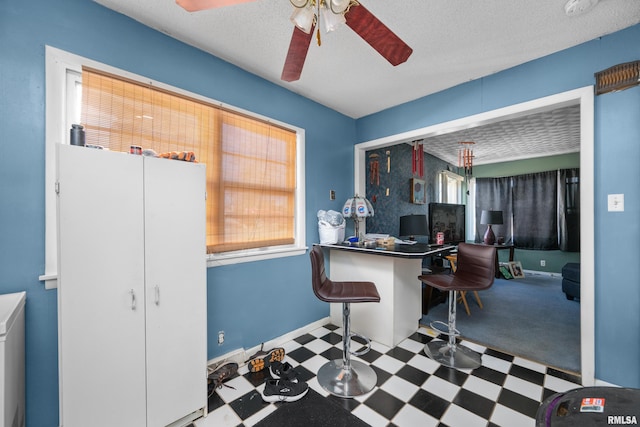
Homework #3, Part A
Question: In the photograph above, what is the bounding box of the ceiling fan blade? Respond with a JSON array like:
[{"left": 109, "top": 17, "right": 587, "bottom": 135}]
[
  {"left": 176, "top": 0, "right": 256, "bottom": 12},
  {"left": 345, "top": 4, "right": 413, "bottom": 66},
  {"left": 281, "top": 25, "right": 315, "bottom": 82}
]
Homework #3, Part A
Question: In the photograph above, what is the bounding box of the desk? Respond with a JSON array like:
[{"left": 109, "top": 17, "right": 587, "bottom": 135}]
[{"left": 321, "top": 243, "right": 454, "bottom": 347}]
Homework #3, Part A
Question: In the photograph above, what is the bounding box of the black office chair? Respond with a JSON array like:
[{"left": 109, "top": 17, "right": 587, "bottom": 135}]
[
  {"left": 418, "top": 243, "right": 495, "bottom": 369},
  {"left": 310, "top": 245, "right": 380, "bottom": 397}
]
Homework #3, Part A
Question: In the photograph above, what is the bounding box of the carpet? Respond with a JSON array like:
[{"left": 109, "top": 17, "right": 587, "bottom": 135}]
[
  {"left": 420, "top": 273, "right": 581, "bottom": 373},
  {"left": 254, "top": 388, "right": 369, "bottom": 427}
]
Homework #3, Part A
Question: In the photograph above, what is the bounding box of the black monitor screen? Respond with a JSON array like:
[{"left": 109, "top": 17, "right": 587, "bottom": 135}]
[{"left": 428, "top": 203, "right": 466, "bottom": 244}]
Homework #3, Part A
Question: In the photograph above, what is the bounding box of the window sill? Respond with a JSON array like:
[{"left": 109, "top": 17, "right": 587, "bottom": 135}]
[{"left": 206, "top": 246, "right": 308, "bottom": 267}]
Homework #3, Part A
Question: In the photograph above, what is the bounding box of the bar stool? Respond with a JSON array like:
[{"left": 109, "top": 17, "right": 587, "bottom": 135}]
[
  {"left": 419, "top": 243, "right": 495, "bottom": 369},
  {"left": 445, "top": 253, "right": 484, "bottom": 316},
  {"left": 309, "top": 245, "right": 380, "bottom": 397}
]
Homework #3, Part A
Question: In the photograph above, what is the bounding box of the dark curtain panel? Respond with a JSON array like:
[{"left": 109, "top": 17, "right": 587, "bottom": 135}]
[
  {"left": 558, "top": 168, "right": 580, "bottom": 252},
  {"left": 512, "top": 171, "right": 558, "bottom": 249},
  {"left": 475, "top": 177, "right": 512, "bottom": 243}
]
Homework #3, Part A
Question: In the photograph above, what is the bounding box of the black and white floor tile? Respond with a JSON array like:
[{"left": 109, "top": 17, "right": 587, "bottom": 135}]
[{"left": 195, "top": 324, "right": 581, "bottom": 427}]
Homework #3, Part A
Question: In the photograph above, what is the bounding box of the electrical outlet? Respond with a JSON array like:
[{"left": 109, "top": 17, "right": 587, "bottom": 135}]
[
  {"left": 217, "top": 331, "right": 225, "bottom": 345},
  {"left": 540, "top": 260, "right": 546, "bottom": 267},
  {"left": 329, "top": 190, "right": 335, "bottom": 200}
]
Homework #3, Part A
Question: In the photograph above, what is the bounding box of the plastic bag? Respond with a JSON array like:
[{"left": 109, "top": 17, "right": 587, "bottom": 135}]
[{"left": 317, "top": 210, "right": 345, "bottom": 244}]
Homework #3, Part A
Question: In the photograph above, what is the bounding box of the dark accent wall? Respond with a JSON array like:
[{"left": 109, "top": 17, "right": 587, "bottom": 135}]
[{"left": 365, "top": 143, "right": 453, "bottom": 240}]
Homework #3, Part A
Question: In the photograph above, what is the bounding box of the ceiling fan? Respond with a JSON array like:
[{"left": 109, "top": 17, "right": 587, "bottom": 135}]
[{"left": 176, "top": 0, "right": 413, "bottom": 82}]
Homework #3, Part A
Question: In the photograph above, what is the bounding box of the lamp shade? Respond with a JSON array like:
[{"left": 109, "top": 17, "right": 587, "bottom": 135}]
[
  {"left": 399, "top": 214, "right": 428, "bottom": 238},
  {"left": 480, "top": 210, "right": 503, "bottom": 225},
  {"left": 342, "top": 195, "right": 374, "bottom": 219}
]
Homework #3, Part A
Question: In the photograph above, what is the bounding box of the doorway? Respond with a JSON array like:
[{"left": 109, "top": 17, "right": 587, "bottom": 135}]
[{"left": 353, "top": 87, "right": 595, "bottom": 385}]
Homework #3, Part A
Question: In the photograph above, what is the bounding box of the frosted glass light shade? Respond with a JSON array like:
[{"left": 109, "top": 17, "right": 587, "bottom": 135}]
[{"left": 290, "top": 5, "right": 315, "bottom": 33}]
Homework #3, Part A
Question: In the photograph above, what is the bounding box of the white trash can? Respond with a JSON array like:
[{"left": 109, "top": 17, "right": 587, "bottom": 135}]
[
  {"left": 0, "top": 292, "right": 26, "bottom": 427},
  {"left": 318, "top": 221, "right": 345, "bottom": 244}
]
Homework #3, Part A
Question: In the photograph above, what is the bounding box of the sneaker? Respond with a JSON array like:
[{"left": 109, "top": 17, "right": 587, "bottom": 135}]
[
  {"left": 207, "top": 362, "right": 238, "bottom": 395},
  {"left": 261, "top": 379, "right": 309, "bottom": 403},
  {"left": 247, "top": 346, "right": 285, "bottom": 373},
  {"left": 269, "top": 361, "right": 299, "bottom": 382}
]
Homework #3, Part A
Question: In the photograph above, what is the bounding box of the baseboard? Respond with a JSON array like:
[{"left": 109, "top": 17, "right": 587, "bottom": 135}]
[
  {"left": 523, "top": 269, "right": 562, "bottom": 278},
  {"left": 207, "top": 317, "right": 331, "bottom": 369},
  {"left": 595, "top": 378, "right": 622, "bottom": 387}
]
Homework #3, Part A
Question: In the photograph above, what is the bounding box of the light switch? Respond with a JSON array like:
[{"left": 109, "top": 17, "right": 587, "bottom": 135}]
[{"left": 608, "top": 194, "right": 624, "bottom": 212}]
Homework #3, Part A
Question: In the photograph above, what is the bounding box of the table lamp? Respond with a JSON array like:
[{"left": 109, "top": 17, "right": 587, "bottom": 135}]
[
  {"left": 342, "top": 195, "right": 374, "bottom": 242},
  {"left": 399, "top": 214, "right": 428, "bottom": 241},
  {"left": 480, "top": 210, "right": 503, "bottom": 245}
]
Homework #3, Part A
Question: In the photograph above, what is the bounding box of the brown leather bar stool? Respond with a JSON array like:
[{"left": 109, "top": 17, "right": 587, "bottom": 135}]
[
  {"left": 310, "top": 245, "right": 380, "bottom": 397},
  {"left": 418, "top": 243, "right": 495, "bottom": 369}
]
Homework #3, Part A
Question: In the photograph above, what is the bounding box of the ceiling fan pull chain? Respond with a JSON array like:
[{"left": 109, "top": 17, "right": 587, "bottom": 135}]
[{"left": 316, "top": 1, "right": 322, "bottom": 46}]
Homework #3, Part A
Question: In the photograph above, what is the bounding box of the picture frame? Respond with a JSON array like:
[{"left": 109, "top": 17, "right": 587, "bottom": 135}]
[
  {"left": 410, "top": 178, "right": 425, "bottom": 204},
  {"left": 499, "top": 264, "right": 513, "bottom": 280},
  {"left": 508, "top": 261, "right": 525, "bottom": 278}
]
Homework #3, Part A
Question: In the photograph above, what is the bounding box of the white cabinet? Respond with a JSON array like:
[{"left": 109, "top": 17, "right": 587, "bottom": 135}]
[{"left": 56, "top": 144, "right": 207, "bottom": 427}]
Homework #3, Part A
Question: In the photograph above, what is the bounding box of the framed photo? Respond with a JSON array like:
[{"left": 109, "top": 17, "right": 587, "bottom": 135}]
[
  {"left": 410, "top": 178, "right": 425, "bottom": 204},
  {"left": 508, "top": 261, "right": 525, "bottom": 278},
  {"left": 499, "top": 264, "right": 513, "bottom": 280}
]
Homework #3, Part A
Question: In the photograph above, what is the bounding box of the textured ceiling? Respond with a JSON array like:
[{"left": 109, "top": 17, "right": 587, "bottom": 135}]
[
  {"left": 94, "top": 0, "right": 640, "bottom": 119},
  {"left": 92, "top": 0, "right": 632, "bottom": 165},
  {"left": 419, "top": 104, "right": 581, "bottom": 166}
]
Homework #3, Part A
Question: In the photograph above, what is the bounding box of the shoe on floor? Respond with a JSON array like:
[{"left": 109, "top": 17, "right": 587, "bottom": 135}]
[
  {"left": 269, "top": 361, "right": 299, "bottom": 382},
  {"left": 261, "top": 379, "right": 308, "bottom": 403},
  {"left": 207, "top": 362, "right": 238, "bottom": 395},
  {"left": 247, "top": 346, "right": 285, "bottom": 372}
]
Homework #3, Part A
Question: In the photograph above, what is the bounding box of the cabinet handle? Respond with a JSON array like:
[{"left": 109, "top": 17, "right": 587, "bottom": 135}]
[
  {"left": 130, "top": 289, "right": 136, "bottom": 310},
  {"left": 154, "top": 285, "right": 160, "bottom": 306}
]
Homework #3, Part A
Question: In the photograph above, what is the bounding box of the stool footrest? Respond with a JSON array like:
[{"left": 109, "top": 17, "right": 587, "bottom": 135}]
[
  {"left": 430, "top": 320, "right": 460, "bottom": 338},
  {"left": 349, "top": 332, "right": 372, "bottom": 357}
]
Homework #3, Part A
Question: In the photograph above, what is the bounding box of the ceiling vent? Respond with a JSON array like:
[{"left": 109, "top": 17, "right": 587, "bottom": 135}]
[{"left": 595, "top": 60, "right": 640, "bottom": 95}]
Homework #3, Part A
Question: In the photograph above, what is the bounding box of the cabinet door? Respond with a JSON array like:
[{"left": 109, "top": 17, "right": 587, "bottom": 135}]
[
  {"left": 57, "top": 145, "right": 147, "bottom": 427},
  {"left": 143, "top": 157, "right": 207, "bottom": 426}
]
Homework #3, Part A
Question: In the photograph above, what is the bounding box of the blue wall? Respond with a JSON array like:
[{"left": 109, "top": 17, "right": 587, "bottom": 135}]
[
  {"left": 0, "top": 1, "right": 354, "bottom": 425},
  {"left": 1, "top": 0, "right": 639, "bottom": 425},
  {"left": 358, "top": 25, "right": 640, "bottom": 388}
]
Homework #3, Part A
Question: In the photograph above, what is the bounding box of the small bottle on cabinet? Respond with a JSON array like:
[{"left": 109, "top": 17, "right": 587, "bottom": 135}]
[{"left": 70, "top": 124, "right": 85, "bottom": 146}]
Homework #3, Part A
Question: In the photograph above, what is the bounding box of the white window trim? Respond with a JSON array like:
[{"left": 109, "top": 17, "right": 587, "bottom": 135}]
[{"left": 42, "top": 46, "right": 306, "bottom": 288}]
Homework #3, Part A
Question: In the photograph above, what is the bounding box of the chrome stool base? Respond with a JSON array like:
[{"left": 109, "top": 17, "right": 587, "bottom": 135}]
[
  {"left": 424, "top": 340, "right": 482, "bottom": 370},
  {"left": 317, "top": 359, "right": 377, "bottom": 398},
  {"left": 424, "top": 289, "right": 482, "bottom": 370}
]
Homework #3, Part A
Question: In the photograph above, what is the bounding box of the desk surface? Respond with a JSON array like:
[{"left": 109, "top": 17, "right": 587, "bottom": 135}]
[{"left": 320, "top": 243, "right": 456, "bottom": 258}]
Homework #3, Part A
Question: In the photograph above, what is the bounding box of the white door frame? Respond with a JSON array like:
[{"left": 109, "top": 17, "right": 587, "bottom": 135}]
[{"left": 353, "top": 87, "right": 595, "bottom": 385}]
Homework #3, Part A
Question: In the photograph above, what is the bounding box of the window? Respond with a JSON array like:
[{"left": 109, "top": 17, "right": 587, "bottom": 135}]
[
  {"left": 437, "top": 170, "right": 463, "bottom": 204},
  {"left": 475, "top": 169, "right": 579, "bottom": 251},
  {"left": 42, "top": 46, "right": 306, "bottom": 288}
]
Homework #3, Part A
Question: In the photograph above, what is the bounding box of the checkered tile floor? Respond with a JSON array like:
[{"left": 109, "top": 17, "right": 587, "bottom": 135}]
[{"left": 195, "top": 324, "right": 582, "bottom": 427}]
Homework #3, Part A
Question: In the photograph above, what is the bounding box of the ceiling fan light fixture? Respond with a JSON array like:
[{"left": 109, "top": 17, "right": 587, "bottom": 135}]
[
  {"left": 329, "top": 0, "right": 351, "bottom": 14},
  {"left": 290, "top": 0, "right": 310, "bottom": 8},
  {"left": 290, "top": 5, "right": 315, "bottom": 34},
  {"left": 322, "top": 5, "right": 346, "bottom": 32}
]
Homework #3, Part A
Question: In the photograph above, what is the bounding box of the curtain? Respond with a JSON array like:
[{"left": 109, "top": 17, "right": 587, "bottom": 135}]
[
  {"left": 475, "top": 177, "right": 512, "bottom": 243},
  {"left": 512, "top": 171, "right": 558, "bottom": 249},
  {"left": 558, "top": 168, "right": 580, "bottom": 251}
]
